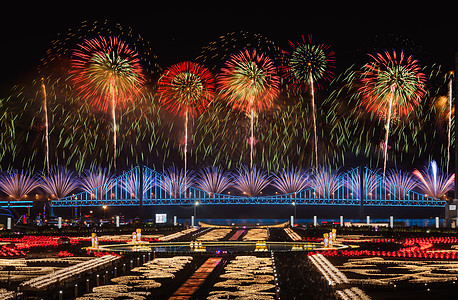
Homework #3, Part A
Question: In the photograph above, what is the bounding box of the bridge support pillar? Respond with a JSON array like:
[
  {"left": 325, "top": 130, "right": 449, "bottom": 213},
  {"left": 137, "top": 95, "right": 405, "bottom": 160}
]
[
  {"left": 359, "top": 166, "right": 364, "bottom": 221},
  {"left": 138, "top": 165, "right": 144, "bottom": 220},
  {"left": 445, "top": 199, "right": 458, "bottom": 222}
]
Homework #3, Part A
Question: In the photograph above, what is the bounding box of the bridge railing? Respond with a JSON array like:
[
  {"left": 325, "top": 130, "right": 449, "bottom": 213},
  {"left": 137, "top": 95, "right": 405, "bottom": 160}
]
[
  {"left": 51, "top": 166, "right": 446, "bottom": 207},
  {"left": 0, "top": 200, "right": 33, "bottom": 208}
]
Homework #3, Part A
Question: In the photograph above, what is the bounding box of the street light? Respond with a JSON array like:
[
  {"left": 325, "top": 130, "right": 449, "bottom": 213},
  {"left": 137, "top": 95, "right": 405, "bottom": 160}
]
[
  {"left": 102, "top": 205, "right": 107, "bottom": 219},
  {"left": 292, "top": 201, "right": 296, "bottom": 224}
]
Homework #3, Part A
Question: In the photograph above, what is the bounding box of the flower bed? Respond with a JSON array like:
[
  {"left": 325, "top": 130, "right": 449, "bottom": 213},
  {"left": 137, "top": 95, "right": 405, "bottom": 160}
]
[
  {"left": 77, "top": 256, "right": 193, "bottom": 300},
  {"left": 57, "top": 250, "right": 74, "bottom": 257},
  {"left": 21, "top": 254, "right": 120, "bottom": 290},
  {"left": 207, "top": 256, "right": 275, "bottom": 300},
  {"left": 0, "top": 245, "right": 26, "bottom": 257},
  {"left": 197, "top": 229, "right": 232, "bottom": 241},
  {"left": 308, "top": 253, "right": 348, "bottom": 285},
  {"left": 0, "top": 256, "right": 92, "bottom": 287},
  {"left": 336, "top": 256, "right": 458, "bottom": 286},
  {"left": 242, "top": 229, "right": 268, "bottom": 241}
]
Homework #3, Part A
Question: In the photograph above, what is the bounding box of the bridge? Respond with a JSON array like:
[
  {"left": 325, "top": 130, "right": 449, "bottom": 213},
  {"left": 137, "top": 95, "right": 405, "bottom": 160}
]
[{"left": 50, "top": 166, "right": 446, "bottom": 208}]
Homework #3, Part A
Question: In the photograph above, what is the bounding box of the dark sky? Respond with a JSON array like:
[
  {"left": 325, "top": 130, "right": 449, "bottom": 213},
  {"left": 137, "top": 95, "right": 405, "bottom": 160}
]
[{"left": 1, "top": 4, "right": 456, "bottom": 91}]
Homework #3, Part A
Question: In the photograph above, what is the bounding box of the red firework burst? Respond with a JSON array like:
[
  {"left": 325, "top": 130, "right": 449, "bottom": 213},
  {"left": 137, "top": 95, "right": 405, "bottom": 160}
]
[
  {"left": 70, "top": 36, "right": 145, "bottom": 111},
  {"left": 218, "top": 49, "right": 280, "bottom": 113},
  {"left": 157, "top": 61, "right": 215, "bottom": 117}
]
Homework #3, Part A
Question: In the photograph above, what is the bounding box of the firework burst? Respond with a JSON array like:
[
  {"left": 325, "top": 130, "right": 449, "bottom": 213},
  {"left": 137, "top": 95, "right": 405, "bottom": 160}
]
[
  {"left": 281, "top": 35, "right": 335, "bottom": 91},
  {"left": 120, "top": 171, "right": 155, "bottom": 199},
  {"left": 281, "top": 35, "right": 335, "bottom": 168},
  {"left": 271, "top": 167, "right": 309, "bottom": 194},
  {"left": 157, "top": 61, "right": 215, "bottom": 117},
  {"left": 219, "top": 49, "right": 279, "bottom": 112},
  {"left": 24, "top": 20, "right": 164, "bottom": 172},
  {"left": 157, "top": 164, "right": 194, "bottom": 197},
  {"left": 218, "top": 49, "right": 280, "bottom": 168},
  {"left": 385, "top": 169, "right": 418, "bottom": 199},
  {"left": 195, "top": 166, "right": 232, "bottom": 195},
  {"left": 412, "top": 160, "right": 454, "bottom": 199},
  {"left": 0, "top": 170, "right": 39, "bottom": 200},
  {"left": 232, "top": 165, "right": 270, "bottom": 197},
  {"left": 358, "top": 51, "right": 426, "bottom": 175},
  {"left": 39, "top": 166, "right": 79, "bottom": 199},
  {"left": 71, "top": 35, "right": 145, "bottom": 110},
  {"left": 359, "top": 51, "right": 426, "bottom": 117},
  {"left": 80, "top": 167, "right": 115, "bottom": 199},
  {"left": 345, "top": 168, "right": 380, "bottom": 198},
  {"left": 70, "top": 35, "right": 146, "bottom": 170},
  {"left": 157, "top": 62, "right": 215, "bottom": 179},
  {"left": 309, "top": 166, "right": 342, "bottom": 198}
]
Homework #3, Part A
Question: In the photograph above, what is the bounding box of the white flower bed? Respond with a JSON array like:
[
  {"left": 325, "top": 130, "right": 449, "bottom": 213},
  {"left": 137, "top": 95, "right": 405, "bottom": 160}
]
[
  {"left": 21, "top": 255, "right": 120, "bottom": 290},
  {"left": 308, "top": 254, "right": 349, "bottom": 285},
  {"left": 157, "top": 228, "right": 198, "bottom": 241},
  {"left": 78, "top": 256, "right": 192, "bottom": 300},
  {"left": 338, "top": 257, "right": 458, "bottom": 286},
  {"left": 0, "top": 288, "right": 15, "bottom": 300},
  {"left": 242, "top": 229, "right": 268, "bottom": 241},
  {"left": 336, "top": 287, "right": 371, "bottom": 300},
  {"left": 208, "top": 256, "right": 275, "bottom": 299},
  {"left": 77, "top": 291, "right": 149, "bottom": 300},
  {"left": 197, "top": 229, "right": 232, "bottom": 241}
]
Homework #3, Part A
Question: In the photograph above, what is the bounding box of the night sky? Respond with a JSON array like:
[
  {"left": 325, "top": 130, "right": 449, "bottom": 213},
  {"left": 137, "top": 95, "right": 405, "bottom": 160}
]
[{"left": 1, "top": 5, "right": 456, "bottom": 92}]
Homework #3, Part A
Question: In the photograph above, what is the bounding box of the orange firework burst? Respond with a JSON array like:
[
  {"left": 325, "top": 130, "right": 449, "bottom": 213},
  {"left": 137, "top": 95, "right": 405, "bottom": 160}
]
[
  {"left": 70, "top": 35, "right": 145, "bottom": 111},
  {"left": 218, "top": 49, "right": 280, "bottom": 114},
  {"left": 70, "top": 35, "right": 145, "bottom": 170},
  {"left": 218, "top": 49, "right": 280, "bottom": 168}
]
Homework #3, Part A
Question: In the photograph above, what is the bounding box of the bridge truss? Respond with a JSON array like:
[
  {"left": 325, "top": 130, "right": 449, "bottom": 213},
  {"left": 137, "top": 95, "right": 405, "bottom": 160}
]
[{"left": 50, "top": 166, "right": 446, "bottom": 208}]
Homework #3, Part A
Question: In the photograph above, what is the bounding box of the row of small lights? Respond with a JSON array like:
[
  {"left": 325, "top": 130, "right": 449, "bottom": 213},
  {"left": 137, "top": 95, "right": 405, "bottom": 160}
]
[
  {"left": 308, "top": 253, "right": 348, "bottom": 286},
  {"left": 21, "top": 254, "right": 120, "bottom": 290},
  {"left": 271, "top": 251, "right": 280, "bottom": 299}
]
